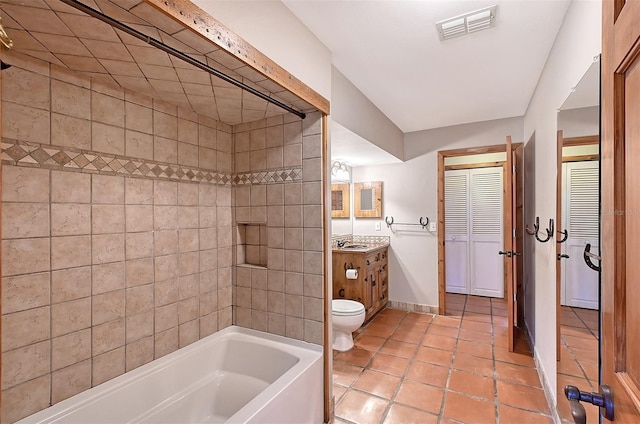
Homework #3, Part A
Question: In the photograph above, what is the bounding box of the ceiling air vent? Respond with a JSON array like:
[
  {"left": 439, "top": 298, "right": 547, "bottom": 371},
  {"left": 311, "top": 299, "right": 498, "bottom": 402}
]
[{"left": 437, "top": 5, "right": 497, "bottom": 41}]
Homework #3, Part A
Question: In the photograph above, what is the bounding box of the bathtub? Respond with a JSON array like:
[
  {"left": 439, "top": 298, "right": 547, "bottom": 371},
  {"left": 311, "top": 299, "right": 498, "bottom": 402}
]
[{"left": 19, "top": 326, "right": 324, "bottom": 424}]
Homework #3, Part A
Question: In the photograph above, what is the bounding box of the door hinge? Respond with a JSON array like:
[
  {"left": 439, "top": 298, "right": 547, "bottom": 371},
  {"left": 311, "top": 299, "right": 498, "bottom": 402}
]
[
  {"left": 513, "top": 165, "right": 516, "bottom": 174},
  {"left": 513, "top": 229, "right": 517, "bottom": 239}
]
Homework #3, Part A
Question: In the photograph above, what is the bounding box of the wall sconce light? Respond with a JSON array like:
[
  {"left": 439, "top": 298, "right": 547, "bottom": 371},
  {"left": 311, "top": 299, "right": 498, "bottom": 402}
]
[{"left": 331, "top": 161, "right": 352, "bottom": 181}]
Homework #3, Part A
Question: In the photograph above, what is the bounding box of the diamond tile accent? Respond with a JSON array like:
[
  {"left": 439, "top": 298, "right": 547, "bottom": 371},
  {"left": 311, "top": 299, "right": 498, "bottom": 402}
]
[{"left": 2, "top": 140, "right": 302, "bottom": 188}]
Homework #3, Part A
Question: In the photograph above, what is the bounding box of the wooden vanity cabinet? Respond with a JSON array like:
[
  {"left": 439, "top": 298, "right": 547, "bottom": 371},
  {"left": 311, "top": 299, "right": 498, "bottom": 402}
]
[{"left": 332, "top": 246, "right": 389, "bottom": 322}]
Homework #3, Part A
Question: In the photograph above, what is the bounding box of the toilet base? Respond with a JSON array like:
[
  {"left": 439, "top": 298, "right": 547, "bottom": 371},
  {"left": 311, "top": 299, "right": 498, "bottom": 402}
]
[{"left": 332, "top": 330, "right": 355, "bottom": 351}]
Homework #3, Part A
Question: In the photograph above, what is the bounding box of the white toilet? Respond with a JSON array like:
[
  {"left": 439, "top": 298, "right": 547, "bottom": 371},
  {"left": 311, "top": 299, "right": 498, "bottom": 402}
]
[{"left": 331, "top": 299, "right": 366, "bottom": 351}]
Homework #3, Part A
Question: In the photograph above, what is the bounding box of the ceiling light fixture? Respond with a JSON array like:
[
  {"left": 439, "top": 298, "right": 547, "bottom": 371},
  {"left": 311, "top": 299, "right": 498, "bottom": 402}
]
[{"left": 436, "top": 5, "right": 497, "bottom": 41}]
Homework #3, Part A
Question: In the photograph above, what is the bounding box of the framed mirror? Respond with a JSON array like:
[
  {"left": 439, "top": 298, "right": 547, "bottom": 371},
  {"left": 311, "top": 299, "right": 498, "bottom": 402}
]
[
  {"left": 354, "top": 181, "right": 382, "bottom": 218},
  {"left": 331, "top": 183, "right": 350, "bottom": 218}
]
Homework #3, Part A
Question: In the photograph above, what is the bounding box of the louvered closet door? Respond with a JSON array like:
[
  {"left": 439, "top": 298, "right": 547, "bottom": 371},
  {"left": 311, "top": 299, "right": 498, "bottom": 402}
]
[
  {"left": 562, "top": 161, "right": 599, "bottom": 309},
  {"left": 469, "top": 167, "right": 504, "bottom": 298},
  {"left": 445, "top": 170, "right": 470, "bottom": 294}
]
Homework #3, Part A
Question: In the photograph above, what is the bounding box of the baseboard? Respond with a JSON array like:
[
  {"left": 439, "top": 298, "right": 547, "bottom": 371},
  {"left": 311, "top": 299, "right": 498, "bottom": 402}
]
[
  {"left": 526, "top": 323, "right": 561, "bottom": 424},
  {"left": 388, "top": 300, "right": 438, "bottom": 315}
]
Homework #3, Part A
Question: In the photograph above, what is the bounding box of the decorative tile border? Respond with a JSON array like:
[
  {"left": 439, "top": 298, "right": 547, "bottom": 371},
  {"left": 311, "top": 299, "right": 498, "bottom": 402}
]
[
  {"left": 1, "top": 139, "right": 302, "bottom": 186},
  {"left": 330, "top": 234, "right": 391, "bottom": 248},
  {"left": 388, "top": 301, "right": 438, "bottom": 315}
]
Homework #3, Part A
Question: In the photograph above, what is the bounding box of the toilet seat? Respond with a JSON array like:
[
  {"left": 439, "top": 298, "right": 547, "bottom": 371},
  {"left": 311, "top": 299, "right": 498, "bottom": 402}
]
[{"left": 332, "top": 299, "right": 365, "bottom": 316}]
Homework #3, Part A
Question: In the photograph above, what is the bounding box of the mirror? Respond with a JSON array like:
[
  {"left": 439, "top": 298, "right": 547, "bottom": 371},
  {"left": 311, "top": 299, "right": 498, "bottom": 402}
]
[
  {"left": 354, "top": 181, "right": 382, "bottom": 218},
  {"left": 331, "top": 183, "right": 350, "bottom": 218},
  {"left": 555, "top": 57, "right": 600, "bottom": 423}
]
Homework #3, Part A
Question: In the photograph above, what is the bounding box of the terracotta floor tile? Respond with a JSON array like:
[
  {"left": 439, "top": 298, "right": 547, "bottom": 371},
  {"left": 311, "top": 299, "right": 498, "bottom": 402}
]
[
  {"left": 406, "top": 361, "right": 450, "bottom": 388},
  {"left": 498, "top": 404, "right": 554, "bottom": 423},
  {"left": 456, "top": 339, "right": 493, "bottom": 360},
  {"left": 414, "top": 346, "right": 454, "bottom": 367},
  {"left": 464, "top": 311, "right": 493, "bottom": 323},
  {"left": 402, "top": 312, "right": 433, "bottom": 324},
  {"left": 464, "top": 304, "right": 492, "bottom": 314},
  {"left": 334, "top": 346, "right": 375, "bottom": 367},
  {"left": 492, "top": 316, "right": 508, "bottom": 327},
  {"left": 335, "top": 389, "right": 389, "bottom": 424},
  {"left": 494, "top": 346, "right": 535, "bottom": 368},
  {"left": 380, "top": 308, "right": 408, "bottom": 318},
  {"left": 557, "top": 375, "right": 600, "bottom": 423},
  {"left": 333, "top": 361, "right": 364, "bottom": 387},
  {"left": 580, "top": 361, "right": 599, "bottom": 381},
  {"left": 561, "top": 325, "right": 594, "bottom": 339},
  {"left": 427, "top": 324, "right": 460, "bottom": 338},
  {"left": 354, "top": 334, "right": 386, "bottom": 352},
  {"left": 433, "top": 315, "right": 461, "bottom": 328},
  {"left": 379, "top": 339, "right": 419, "bottom": 359},
  {"left": 558, "top": 355, "right": 585, "bottom": 378},
  {"left": 383, "top": 403, "right": 439, "bottom": 424},
  {"left": 363, "top": 322, "right": 397, "bottom": 338},
  {"left": 353, "top": 369, "right": 401, "bottom": 399},
  {"left": 452, "top": 352, "right": 495, "bottom": 377},
  {"left": 461, "top": 319, "right": 493, "bottom": 334},
  {"left": 390, "top": 328, "right": 425, "bottom": 344},
  {"left": 395, "top": 380, "right": 444, "bottom": 415},
  {"left": 373, "top": 314, "right": 405, "bottom": 327},
  {"left": 458, "top": 327, "right": 492, "bottom": 343},
  {"left": 493, "top": 335, "right": 509, "bottom": 348},
  {"left": 495, "top": 362, "right": 542, "bottom": 388},
  {"left": 443, "top": 391, "right": 496, "bottom": 423},
  {"left": 333, "top": 383, "right": 348, "bottom": 404},
  {"left": 368, "top": 352, "right": 410, "bottom": 377},
  {"left": 422, "top": 334, "right": 457, "bottom": 351},
  {"left": 568, "top": 346, "right": 598, "bottom": 363},
  {"left": 563, "top": 334, "right": 598, "bottom": 351},
  {"left": 448, "top": 370, "right": 495, "bottom": 400},
  {"left": 497, "top": 380, "right": 550, "bottom": 414}
]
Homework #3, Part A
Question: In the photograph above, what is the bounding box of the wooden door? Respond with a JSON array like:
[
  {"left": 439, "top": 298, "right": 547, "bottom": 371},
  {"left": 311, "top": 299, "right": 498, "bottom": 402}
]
[
  {"left": 504, "top": 136, "right": 516, "bottom": 352},
  {"left": 601, "top": 0, "right": 640, "bottom": 421},
  {"left": 556, "top": 130, "right": 564, "bottom": 361},
  {"left": 514, "top": 144, "right": 524, "bottom": 327}
]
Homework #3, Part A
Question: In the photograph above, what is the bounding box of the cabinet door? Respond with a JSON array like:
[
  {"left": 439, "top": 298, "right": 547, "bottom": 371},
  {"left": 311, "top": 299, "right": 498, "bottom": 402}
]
[
  {"left": 363, "top": 268, "right": 374, "bottom": 311},
  {"left": 378, "top": 264, "right": 388, "bottom": 304}
]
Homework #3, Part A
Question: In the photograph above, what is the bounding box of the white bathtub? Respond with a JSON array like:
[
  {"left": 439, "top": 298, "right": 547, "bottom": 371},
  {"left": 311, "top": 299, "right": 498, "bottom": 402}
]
[{"left": 19, "top": 326, "right": 324, "bottom": 424}]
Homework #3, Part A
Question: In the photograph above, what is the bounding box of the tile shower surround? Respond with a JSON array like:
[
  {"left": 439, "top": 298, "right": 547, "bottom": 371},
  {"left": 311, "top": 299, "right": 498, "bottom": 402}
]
[{"left": 0, "top": 53, "right": 324, "bottom": 423}]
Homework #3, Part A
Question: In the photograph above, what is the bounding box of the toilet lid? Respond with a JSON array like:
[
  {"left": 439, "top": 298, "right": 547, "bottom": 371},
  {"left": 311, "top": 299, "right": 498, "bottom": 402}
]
[{"left": 332, "top": 299, "right": 365, "bottom": 316}]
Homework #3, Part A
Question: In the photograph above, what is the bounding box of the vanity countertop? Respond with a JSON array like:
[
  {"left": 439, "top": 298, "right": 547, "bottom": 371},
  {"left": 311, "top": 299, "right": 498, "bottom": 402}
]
[{"left": 331, "top": 243, "right": 389, "bottom": 253}]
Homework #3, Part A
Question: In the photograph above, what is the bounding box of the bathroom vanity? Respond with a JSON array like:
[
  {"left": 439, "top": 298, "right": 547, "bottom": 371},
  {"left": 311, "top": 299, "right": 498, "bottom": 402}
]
[{"left": 332, "top": 244, "right": 389, "bottom": 322}]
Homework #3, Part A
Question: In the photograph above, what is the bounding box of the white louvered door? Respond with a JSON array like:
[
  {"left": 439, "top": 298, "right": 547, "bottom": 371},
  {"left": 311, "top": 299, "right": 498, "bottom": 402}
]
[
  {"left": 469, "top": 167, "right": 504, "bottom": 297},
  {"left": 562, "top": 161, "right": 599, "bottom": 309},
  {"left": 445, "top": 170, "right": 469, "bottom": 294},
  {"left": 445, "top": 167, "right": 504, "bottom": 297}
]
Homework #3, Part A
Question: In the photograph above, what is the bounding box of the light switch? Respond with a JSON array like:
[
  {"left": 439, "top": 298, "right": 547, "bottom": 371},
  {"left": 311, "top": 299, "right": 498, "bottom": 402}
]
[
  {"left": 375, "top": 222, "right": 381, "bottom": 231},
  {"left": 429, "top": 222, "right": 437, "bottom": 232}
]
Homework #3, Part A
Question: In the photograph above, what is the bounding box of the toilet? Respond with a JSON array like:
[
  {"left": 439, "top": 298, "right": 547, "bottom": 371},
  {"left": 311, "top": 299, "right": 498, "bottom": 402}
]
[{"left": 331, "top": 299, "right": 366, "bottom": 351}]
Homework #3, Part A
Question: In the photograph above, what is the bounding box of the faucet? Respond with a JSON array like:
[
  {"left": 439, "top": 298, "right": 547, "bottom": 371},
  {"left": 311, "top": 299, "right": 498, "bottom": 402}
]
[{"left": 337, "top": 240, "right": 347, "bottom": 248}]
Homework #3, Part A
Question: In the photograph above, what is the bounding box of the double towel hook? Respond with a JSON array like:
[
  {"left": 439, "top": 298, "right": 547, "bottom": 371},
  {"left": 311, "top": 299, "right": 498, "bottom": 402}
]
[
  {"left": 583, "top": 243, "right": 601, "bottom": 272},
  {"left": 525, "top": 217, "right": 556, "bottom": 243}
]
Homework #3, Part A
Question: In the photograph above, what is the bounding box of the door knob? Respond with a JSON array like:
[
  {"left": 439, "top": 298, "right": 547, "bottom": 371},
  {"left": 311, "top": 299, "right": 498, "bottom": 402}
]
[
  {"left": 564, "top": 385, "right": 614, "bottom": 422},
  {"left": 512, "top": 251, "right": 522, "bottom": 256},
  {"left": 557, "top": 253, "right": 570, "bottom": 260},
  {"left": 498, "top": 251, "right": 512, "bottom": 257}
]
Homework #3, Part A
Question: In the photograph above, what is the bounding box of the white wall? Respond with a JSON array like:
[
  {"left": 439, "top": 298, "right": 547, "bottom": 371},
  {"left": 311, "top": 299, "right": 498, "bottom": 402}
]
[
  {"left": 522, "top": 0, "right": 601, "bottom": 405},
  {"left": 331, "top": 67, "right": 404, "bottom": 161},
  {"left": 352, "top": 117, "right": 523, "bottom": 308},
  {"left": 558, "top": 106, "right": 600, "bottom": 138},
  {"left": 192, "top": 0, "right": 332, "bottom": 100}
]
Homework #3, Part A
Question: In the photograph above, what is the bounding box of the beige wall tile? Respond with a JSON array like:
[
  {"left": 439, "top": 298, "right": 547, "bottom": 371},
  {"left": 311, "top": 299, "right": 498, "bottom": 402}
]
[
  {"left": 200, "top": 249, "right": 218, "bottom": 272},
  {"left": 2, "top": 272, "right": 50, "bottom": 314},
  {"left": 155, "top": 278, "right": 178, "bottom": 307},
  {"left": 2, "top": 166, "right": 49, "bottom": 203},
  {"left": 153, "top": 229, "right": 177, "bottom": 256},
  {"left": 178, "top": 206, "right": 199, "bottom": 229},
  {"left": 199, "top": 146, "right": 216, "bottom": 170},
  {"left": 249, "top": 150, "right": 266, "bottom": 171},
  {"left": 283, "top": 121, "right": 302, "bottom": 145},
  {"left": 250, "top": 128, "right": 266, "bottom": 150},
  {"left": 303, "top": 251, "right": 323, "bottom": 275},
  {"left": 266, "top": 184, "right": 284, "bottom": 206},
  {"left": 200, "top": 312, "right": 218, "bottom": 337},
  {"left": 92, "top": 262, "right": 125, "bottom": 295},
  {"left": 92, "top": 290, "right": 125, "bottom": 326},
  {"left": 178, "top": 118, "right": 198, "bottom": 145},
  {"left": 199, "top": 270, "right": 217, "bottom": 294},
  {"left": 284, "top": 228, "right": 303, "bottom": 251},
  {"left": 303, "top": 274, "right": 323, "bottom": 299},
  {"left": 52, "top": 297, "right": 91, "bottom": 337},
  {"left": 283, "top": 143, "right": 302, "bottom": 167},
  {"left": 199, "top": 125, "right": 216, "bottom": 149},
  {"left": 125, "top": 336, "right": 154, "bottom": 371},
  {"left": 302, "top": 181, "right": 321, "bottom": 205},
  {"left": 2, "top": 238, "right": 50, "bottom": 277},
  {"left": 284, "top": 205, "right": 303, "bottom": 228},
  {"left": 125, "top": 205, "right": 153, "bottom": 232},
  {"left": 266, "top": 125, "right": 283, "bottom": 148},
  {"left": 154, "top": 136, "right": 178, "bottom": 163},
  {"left": 1, "top": 374, "right": 50, "bottom": 423},
  {"left": 178, "top": 142, "right": 199, "bottom": 167},
  {"left": 2, "top": 102, "right": 50, "bottom": 144},
  {"left": 178, "top": 297, "right": 199, "bottom": 324},
  {"left": 251, "top": 310, "right": 267, "bottom": 332},
  {"left": 304, "top": 319, "right": 323, "bottom": 345},
  {"left": 179, "top": 274, "right": 199, "bottom": 299},
  {"left": 51, "top": 79, "right": 90, "bottom": 119},
  {"left": 125, "top": 258, "right": 154, "bottom": 287},
  {"left": 52, "top": 170, "right": 91, "bottom": 203},
  {"left": 125, "top": 102, "right": 153, "bottom": 134},
  {"left": 51, "top": 359, "right": 91, "bottom": 404},
  {"left": 125, "top": 231, "right": 153, "bottom": 260},
  {"left": 234, "top": 131, "right": 249, "bottom": 152},
  {"left": 302, "top": 158, "right": 322, "bottom": 182},
  {"left": 303, "top": 228, "right": 323, "bottom": 251},
  {"left": 125, "top": 178, "right": 153, "bottom": 205},
  {"left": 2, "top": 203, "right": 49, "bottom": 239},
  {"left": 126, "top": 284, "right": 154, "bottom": 315},
  {"left": 1, "top": 341, "right": 50, "bottom": 390},
  {"left": 303, "top": 205, "right": 322, "bottom": 228},
  {"left": 217, "top": 152, "right": 232, "bottom": 173},
  {"left": 155, "top": 303, "right": 178, "bottom": 333},
  {"left": 302, "top": 113, "right": 322, "bottom": 136},
  {"left": 155, "top": 254, "right": 178, "bottom": 282},
  {"left": 178, "top": 251, "right": 199, "bottom": 277},
  {"left": 51, "top": 329, "right": 91, "bottom": 371},
  {"left": 179, "top": 319, "right": 199, "bottom": 347},
  {"left": 125, "top": 130, "right": 154, "bottom": 160},
  {"left": 93, "top": 174, "right": 124, "bottom": 204},
  {"left": 1, "top": 307, "right": 50, "bottom": 352},
  {"left": 178, "top": 228, "right": 199, "bottom": 252},
  {"left": 51, "top": 267, "right": 90, "bottom": 304},
  {"left": 303, "top": 296, "right": 323, "bottom": 321},
  {"left": 92, "top": 122, "right": 125, "bottom": 155},
  {"left": 266, "top": 147, "right": 284, "bottom": 169},
  {"left": 199, "top": 290, "right": 217, "bottom": 316},
  {"left": 154, "top": 180, "right": 177, "bottom": 205},
  {"left": 154, "top": 205, "right": 178, "bottom": 230},
  {"left": 235, "top": 151, "right": 249, "bottom": 172},
  {"left": 267, "top": 313, "right": 286, "bottom": 336},
  {"left": 198, "top": 184, "right": 217, "bottom": 206},
  {"left": 217, "top": 130, "right": 232, "bottom": 153},
  {"left": 285, "top": 316, "right": 303, "bottom": 340},
  {"left": 51, "top": 113, "right": 91, "bottom": 149},
  {"left": 198, "top": 207, "right": 216, "bottom": 229},
  {"left": 3, "top": 67, "right": 50, "bottom": 110},
  {"left": 92, "top": 318, "right": 125, "bottom": 355},
  {"left": 285, "top": 250, "right": 303, "bottom": 273},
  {"left": 92, "top": 233, "right": 125, "bottom": 264},
  {"left": 284, "top": 182, "right": 302, "bottom": 205},
  {"left": 154, "top": 110, "right": 177, "bottom": 139},
  {"left": 126, "top": 311, "right": 154, "bottom": 343},
  {"left": 92, "top": 347, "right": 125, "bottom": 385},
  {"left": 154, "top": 327, "right": 178, "bottom": 358},
  {"left": 50, "top": 204, "right": 90, "bottom": 236}
]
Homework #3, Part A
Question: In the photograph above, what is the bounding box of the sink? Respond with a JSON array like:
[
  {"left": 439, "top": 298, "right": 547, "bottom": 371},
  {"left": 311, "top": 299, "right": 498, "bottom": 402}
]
[{"left": 341, "top": 244, "right": 369, "bottom": 249}]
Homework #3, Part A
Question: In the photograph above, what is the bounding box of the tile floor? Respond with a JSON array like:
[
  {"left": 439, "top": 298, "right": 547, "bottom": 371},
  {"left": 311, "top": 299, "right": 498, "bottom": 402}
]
[
  {"left": 332, "top": 294, "right": 554, "bottom": 423},
  {"left": 556, "top": 306, "right": 600, "bottom": 423}
]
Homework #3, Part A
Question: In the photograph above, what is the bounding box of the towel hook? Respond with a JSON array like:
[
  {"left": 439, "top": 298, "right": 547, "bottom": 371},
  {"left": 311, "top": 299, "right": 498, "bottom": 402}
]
[
  {"left": 557, "top": 229, "right": 568, "bottom": 244},
  {"left": 0, "top": 17, "right": 13, "bottom": 50}
]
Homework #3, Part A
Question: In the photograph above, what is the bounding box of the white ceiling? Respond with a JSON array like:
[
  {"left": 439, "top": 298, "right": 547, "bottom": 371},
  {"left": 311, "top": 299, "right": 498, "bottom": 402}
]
[
  {"left": 331, "top": 122, "right": 401, "bottom": 167},
  {"left": 284, "top": 0, "right": 571, "bottom": 134},
  {"left": 560, "top": 57, "right": 600, "bottom": 110}
]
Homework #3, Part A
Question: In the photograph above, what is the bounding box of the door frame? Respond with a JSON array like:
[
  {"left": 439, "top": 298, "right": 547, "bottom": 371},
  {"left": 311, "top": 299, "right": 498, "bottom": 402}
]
[{"left": 437, "top": 141, "right": 523, "bottom": 315}]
